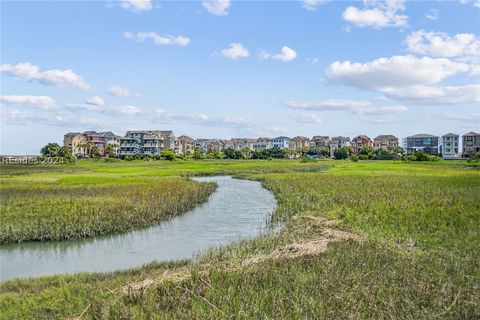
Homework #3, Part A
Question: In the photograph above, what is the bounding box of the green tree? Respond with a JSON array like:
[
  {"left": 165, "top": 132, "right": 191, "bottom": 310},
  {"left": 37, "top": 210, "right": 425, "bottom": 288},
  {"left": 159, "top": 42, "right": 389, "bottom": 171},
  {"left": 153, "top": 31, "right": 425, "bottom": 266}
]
[
  {"left": 193, "top": 147, "right": 205, "bottom": 160},
  {"left": 160, "top": 149, "right": 176, "bottom": 161},
  {"left": 91, "top": 145, "right": 100, "bottom": 157},
  {"left": 57, "top": 146, "right": 72, "bottom": 159},
  {"left": 106, "top": 143, "right": 119, "bottom": 158},
  {"left": 40, "top": 143, "right": 61, "bottom": 157},
  {"left": 207, "top": 150, "right": 224, "bottom": 159},
  {"left": 315, "top": 146, "right": 330, "bottom": 158},
  {"left": 240, "top": 147, "right": 252, "bottom": 159},
  {"left": 223, "top": 148, "right": 242, "bottom": 159},
  {"left": 333, "top": 147, "right": 349, "bottom": 160}
]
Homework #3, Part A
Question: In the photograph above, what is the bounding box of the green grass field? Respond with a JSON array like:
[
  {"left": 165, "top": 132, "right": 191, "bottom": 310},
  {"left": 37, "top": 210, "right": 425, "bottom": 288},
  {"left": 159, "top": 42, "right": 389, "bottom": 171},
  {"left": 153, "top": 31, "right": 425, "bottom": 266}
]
[{"left": 0, "top": 159, "right": 479, "bottom": 319}]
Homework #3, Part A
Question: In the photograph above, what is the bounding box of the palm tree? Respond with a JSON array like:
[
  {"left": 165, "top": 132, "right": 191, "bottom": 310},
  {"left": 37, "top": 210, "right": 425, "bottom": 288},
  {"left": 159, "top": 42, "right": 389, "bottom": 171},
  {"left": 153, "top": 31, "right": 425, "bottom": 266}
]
[
  {"left": 106, "top": 143, "right": 119, "bottom": 158},
  {"left": 82, "top": 140, "right": 94, "bottom": 157}
]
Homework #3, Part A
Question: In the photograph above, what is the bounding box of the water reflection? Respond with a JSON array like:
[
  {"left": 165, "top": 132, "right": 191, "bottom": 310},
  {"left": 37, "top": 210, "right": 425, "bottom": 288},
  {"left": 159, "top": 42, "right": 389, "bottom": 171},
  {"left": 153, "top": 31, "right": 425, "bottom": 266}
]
[{"left": 0, "top": 176, "right": 276, "bottom": 281}]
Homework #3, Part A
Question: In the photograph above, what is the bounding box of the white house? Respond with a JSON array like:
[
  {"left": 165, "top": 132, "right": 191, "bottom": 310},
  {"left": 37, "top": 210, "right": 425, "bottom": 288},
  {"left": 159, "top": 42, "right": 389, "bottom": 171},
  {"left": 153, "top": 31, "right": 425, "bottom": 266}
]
[
  {"left": 271, "top": 136, "right": 291, "bottom": 149},
  {"left": 441, "top": 133, "right": 459, "bottom": 159}
]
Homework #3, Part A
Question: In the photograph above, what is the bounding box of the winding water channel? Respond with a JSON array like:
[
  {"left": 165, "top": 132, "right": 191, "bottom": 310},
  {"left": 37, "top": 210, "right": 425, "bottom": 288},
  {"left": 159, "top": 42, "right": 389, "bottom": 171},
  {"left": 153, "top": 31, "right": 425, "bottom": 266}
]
[{"left": 0, "top": 176, "right": 277, "bottom": 281}]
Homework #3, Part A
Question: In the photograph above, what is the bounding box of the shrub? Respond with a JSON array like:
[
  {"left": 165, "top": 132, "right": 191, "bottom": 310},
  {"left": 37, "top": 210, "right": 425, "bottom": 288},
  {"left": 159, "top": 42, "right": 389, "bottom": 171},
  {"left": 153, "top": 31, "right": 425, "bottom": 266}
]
[
  {"left": 350, "top": 154, "right": 359, "bottom": 162},
  {"left": 333, "top": 147, "right": 349, "bottom": 160},
  {"left": 160, "top": 150, "right": 177, "bottom": 161},
  {"left": 468, "top": 152, "right": 480, "bottom": 162}
]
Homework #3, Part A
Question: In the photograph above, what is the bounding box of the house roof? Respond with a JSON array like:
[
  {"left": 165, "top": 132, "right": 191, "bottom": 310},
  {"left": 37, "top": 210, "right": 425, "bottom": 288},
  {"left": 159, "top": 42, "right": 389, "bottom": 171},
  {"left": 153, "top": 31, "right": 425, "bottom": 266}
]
[
  {"left": 462, "top": 131, "right": 479, "bottom": 136},
  {"left": 291, "top": 136, "right": 310, "bottom": 141},
  {"left": 374, "top": 135, "right": 398, "bottom": 140},
  {"left": 442, "top": 133, "right": 458, "bottom": 137},
  {"left": 406, "top": 133, "right": 439, "bottom": 138},
  {"left": 99, "top": 131, "right": 115, "bottom": 137},
  {"left": 273, "top": 136, "right": 291, "bottom": 140},
  {"left": 177, "top": 135, "right": 194, "bottom": 141},
  {"left": 64, "top": 132, "right": 82, "bottom": 136},
  {"left": 353, "top": 135, "right": 371, "bottom": 140},
  {"left": 330, "top": 136, "right": 350, "bottom": 141}
]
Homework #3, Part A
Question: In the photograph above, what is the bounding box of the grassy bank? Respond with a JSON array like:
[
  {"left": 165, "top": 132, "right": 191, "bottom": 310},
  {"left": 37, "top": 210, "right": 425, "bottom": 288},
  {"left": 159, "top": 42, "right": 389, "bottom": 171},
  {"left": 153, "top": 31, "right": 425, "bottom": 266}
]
[
  {"left": 0, "top": 160, "right": 479, "bottom": 319},
  {"left": 0, "top": 173, "right": 216, "bottom": 243}
]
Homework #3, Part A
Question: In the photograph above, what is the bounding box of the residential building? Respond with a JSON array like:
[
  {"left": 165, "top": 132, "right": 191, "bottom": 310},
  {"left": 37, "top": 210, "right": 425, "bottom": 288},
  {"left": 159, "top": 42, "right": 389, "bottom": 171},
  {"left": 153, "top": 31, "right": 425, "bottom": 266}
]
[
  {"left": 309, "top": 136, "right": 330, "bottom": 152},
  {"left": 230, "top": 138, "right": 256, "bottom": 150},
  {"left": 403, "top": 134, "right": 439, "bottom": 155},
  {"left": 289, "top": 136, "right": 310, "bottom": 151},
  {"left": 440, "top": 133, "right": 459, "bottom": 159},
  {"left": 311, "top": 136, "right": 330, "bottom": 147},
  {"left": 159, "top": 130, "right": 176, "bottom": 150},
  {"left": 177, "top": 135, "right": 195, "bottom": 154},
  {"left": 373, "top": 135, "right": 399, "bottom": 150},
  {"left": 63, "top": 132, "right": 87, "bottom": 156},
  {"left": 271, "top": 136, "right": 291, "bottom": 149},
  {"left": 462, "top": 131, "right": 480, "bottom": 157},
  {"left": 195, "top": 139, "right": 224, "bottom": 154},
  {"left": 142, "top": 132, "right": 164, "bottom": 155},
  {"left": 119, "top": 130, "right": 167, "bottom": 156},
  {"left": 351, "top": 135, "right": 373, "bottom": 155},
  {"left": 253, "top": 137, "right": 273, "bottom": 151},
  {"left": 74, "top": 131, "right": 121, "bottom": 156},
  {"left": 329, "top": 136, "right": 350, "bottom": 157}
]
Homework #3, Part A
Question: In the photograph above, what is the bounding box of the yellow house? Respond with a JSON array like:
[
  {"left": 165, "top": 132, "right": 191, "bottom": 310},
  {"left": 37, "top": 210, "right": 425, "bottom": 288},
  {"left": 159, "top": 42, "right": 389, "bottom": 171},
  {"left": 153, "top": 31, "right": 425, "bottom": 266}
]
[{"left": 64, "top": 132, "right": 87, "bottom": 156}]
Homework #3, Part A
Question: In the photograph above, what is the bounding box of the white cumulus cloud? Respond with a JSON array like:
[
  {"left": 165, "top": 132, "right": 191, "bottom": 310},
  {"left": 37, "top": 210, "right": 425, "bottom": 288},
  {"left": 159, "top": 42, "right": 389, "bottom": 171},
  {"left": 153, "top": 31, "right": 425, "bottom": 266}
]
[
  {"left": 85, "top": 96, "right": 105, "bottom": 107},
  {"left": 459, "top": 0, "right": 480, "bottom": 8},
  {"left": 108, "top": 85, "right": 137, "bottom": 97},
  {"left": 301, "top": 0, "right": 328, "bottom": 11},
  {"left": 124, "top": 31, "right": 190, "bottom": 46},
  {"left": 326, "top": 55, "right": 469, "bottom": 90},
  {"left": 203, "top": 0, "right": 231, "bottom": 16},
  {"left": 325, "top": 54, "right": 478, "bottom": 105},
  {"left": 381, "top": 84, "right": 480, "bottom": 105},
  {"left": 285, "top": 99, "right": 407, "bottom": 115},
  {"left": 342, "top": 0, "right": 408, "bottom": 29},
  {"left": 120, "top": 0, "right": 153, "bottom": 12},
  {"left": 405, "top": 30, "right": 480, "bottom": 60},
  {"left": 0, "top": 95, "right": 57, "bottom": 111},
  {"left": 0, "top": 62, "right": 90, "bottom": 90},
  {"left": 220, "top": 43, "right": 250, "bottom": 59},
  {"left": 261, "top": 46, "right": 298, "bottom": 62},
  {"left": 105, "top": 105, "right": 142, "bottom": 116}
]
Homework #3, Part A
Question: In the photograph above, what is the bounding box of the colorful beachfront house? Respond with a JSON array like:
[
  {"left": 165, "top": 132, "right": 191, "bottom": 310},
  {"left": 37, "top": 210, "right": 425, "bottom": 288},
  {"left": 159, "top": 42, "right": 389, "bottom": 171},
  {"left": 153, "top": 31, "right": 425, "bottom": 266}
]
[
  {"left": 289, "top": 136, "right": 310, "bottom": 151},
  {"left": 440, "top": 133, "right": 460, "bottom": 159},
  {"left": 253, "top": 137, "right": 273, "bottom": 151},
  {"left": 271, "top": 136, "right": 291, "bottom": 149},
  {"left": 177, "top": 135, "right": 195, "bottom": 155},
  {"left": 403, "top": 134, "right": 439, "bottom": 155},
  {"left": 373, "top": 135, "right": 399, "bottom": 151},
  {"left": 462, "top": 131, "right": 480, "bottom": 157},
  {"left": 63, "top": 132, "right": 87, "bottom": 156},
  {"left": 194, "top": 139, "right": 225, "bottom": 154},
  {"left": 64, "top": 131, "right": 120, "bottom": 157},
  {"left": 329, "top": 136, "right": 350, "bottom": 158},
  {"left": 119, "top": 130, "right": 165, "bottom": 156},
  {"left": 83, "top": 131, "right": 121, "bottom": 156},
  {"left": 351, "top": 135, "right": 373, "bottom": 155},
  {"left": 309, "top": 136, "right": 330, "bottom": 152},
  {"left": 230, "top": 138, "right": 256, "bottom": 151}
]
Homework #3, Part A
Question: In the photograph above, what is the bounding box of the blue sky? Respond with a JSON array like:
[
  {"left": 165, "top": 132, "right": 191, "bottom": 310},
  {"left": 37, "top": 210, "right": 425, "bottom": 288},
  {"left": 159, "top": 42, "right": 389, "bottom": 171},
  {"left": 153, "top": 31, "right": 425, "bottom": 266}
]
[{"left": 1, "top": 0, "right": 479, "bottom": 154}]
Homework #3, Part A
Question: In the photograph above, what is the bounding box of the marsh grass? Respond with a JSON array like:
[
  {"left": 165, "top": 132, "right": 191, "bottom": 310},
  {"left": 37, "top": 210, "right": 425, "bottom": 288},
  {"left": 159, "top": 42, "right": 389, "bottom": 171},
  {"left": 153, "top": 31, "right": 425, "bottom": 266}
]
[
  {"left": 0, "top": 160, "right": 479, "bottom": 319},
  {"left": 0, "top": 178, "right": 216, "bottom": 243}
]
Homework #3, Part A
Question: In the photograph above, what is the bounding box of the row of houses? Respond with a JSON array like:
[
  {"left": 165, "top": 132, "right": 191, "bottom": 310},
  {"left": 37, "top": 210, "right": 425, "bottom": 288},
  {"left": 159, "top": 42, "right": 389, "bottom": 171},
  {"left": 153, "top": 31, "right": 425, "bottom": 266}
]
[{"left": 64, "top": 131, "right": 480, "bottom": 159}]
